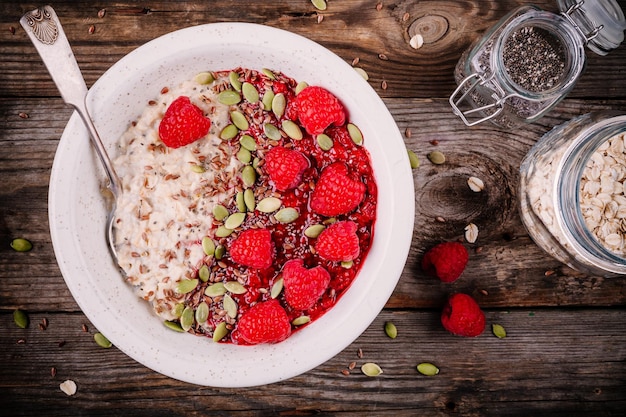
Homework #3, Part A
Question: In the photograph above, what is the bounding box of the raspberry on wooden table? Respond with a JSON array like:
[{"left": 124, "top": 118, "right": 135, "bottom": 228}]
[
  {"left": 421, "top": 242, "right": 469, "bottom": 283},
  {"left": 158, "top": 96, "right": 211, "bottom": 148},
  {"left": 441, "top": 293, "right": 485, "bottom": 337}
]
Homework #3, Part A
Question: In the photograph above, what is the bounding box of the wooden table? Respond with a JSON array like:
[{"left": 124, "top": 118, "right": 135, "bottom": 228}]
[{"left": 2, "top": 1, "right": 626, "bottom": 415}]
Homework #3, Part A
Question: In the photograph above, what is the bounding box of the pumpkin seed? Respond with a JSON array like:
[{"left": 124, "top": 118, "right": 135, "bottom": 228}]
[
  {"left": 213, "top": 204, "right": 229, "bottom": 221},
  {"left": 292, "top": 315, "right": 311, "bottom": 326},
  {"left": 244, "top": 188, "right": 256, "bottom": 211},
  {"left": 257, "top": 197, "right": 282, "bottom": 213},
  {"left": 311, "top": 0, "right": 327, "bottom": 11},
  {"left": 10, "top": 238, "right": 32, "bottom": 252},
  {"left": 270, "top": 278, "right": 284, "bottom": 298},
  {"left": 190, "top": 164, "right": 205, "bottom": 173},
  {"left": 341, "top": 260, "right": 353, "bottom": 269},
  {"left": 272, "top": 93, "right": 286, "bottom": 118},
  {"left": 213, "top": 322, "right": 228, "bottom": 342},
  {"left": 177, "top": 278, "right": 199, "bottom": 294},
  {"left": 215, "top": 225, "right": 234, "bottom": 238},
  {"left": 237, "top": 147, "right": 251, "bottom": 164},
  {"left": 275, "top": 207, "right": 299, "bottom": 223},
  {"left": 164, "top": 320, "right": 185, "bottom": 332},
  {"left": 252, "top": 157, "right": 261, "bottom": 169},
  {"left": 417, "top": 362, "right": 440, "bottom": 376},
  {"left": 282, "top": 120, "right": 303, "bottom": 140},
  {"left": 230, "top": 111, "right": 249, "bottom": 131},
  {"left": 242, "top": 82, "right": 259, "bottom": 103},
  {"left": 295, "top": 81, "right": 308, "bottom": 95},
  {"left": 215, "top": 245, "right": 226, "bottom": 260},
  {"left": 262, "top": 68, "right": 276, "bottom": 80},
  {"left": 180, "top": 306, "right": 195, "bottom": 331},
  {"left": 323, "top": 217, "right": 337, "bottom": 225},
  {"left": 492, "top": 323, "right": 507, "bottom": 339},
  {"left": 384, "top": 321, "right": 397, "bottom": 339},
  {"left": 224, "top": 281, "right": 247, "bottom": 294},
  {"left": 202, "top": 236, "right": 215, "bottom": 256},
  {"left": 304, "top": 224, "right": 325, "bottom": 238},
  {"left": 217, "top": 90, "right": 241, "bottom": 105},
  {"left": 195, "top": 302, "right": 209, "bottom": 324},
  {"left": 264, "top": 123, "right": 282, "bottom": 140},
  {"left": 220, "top": 124, "right": 239, "bottom": 140},
  {"left": 229, "top": 71, "right": 242, "bottom": 92},
  {"left": 427, "top": 151, "right": 445, "bottom": 165},
  {"left": 347, "top": 123, "right": 363, "bottom": 145},
  {"left": 224, "top": 212, "right": 246, "bottom": 229},
  {"left": 198, "top": 265, "right": 210, "bottom": 282},
  {"left": 194, "top": 71, "right": 214, "bottom": 85},
  {"left": 205, "top": 282, "right": 226, "bottom": 297},
  {"left": 94, "top": 332, "right": 112, "bottom": 348},
  {"left": 354, "top": 67, "right": 369, "bottom": 80},
  {"left": 172, "top": 303, "right": 185, "bottom": 318},
  {"left": 408, "top": 150, "right": 420, "bottom": 169},
  {"left": 223, "top": 294, "right": 238, "bottom": 318},
  {"left": 241, "top": 165, "right": 257, "bottom": 187},
  {"left": 317, "top": 134, "right": 334, "bottom": 151},
  {"left": 361, "top": 362, "right": 383, "bottom": 377},
  {"left": 13, "top": 309, "right": 28, "bottom": 329},
  {"left": 239, "top": 134, "right": 257, "bottom": 151},
  {"left": 236, "top": 191, "right": 247, "bottom": 212},
  {"left": 262, "top": 90, "right": 275, "bottom": 111}
]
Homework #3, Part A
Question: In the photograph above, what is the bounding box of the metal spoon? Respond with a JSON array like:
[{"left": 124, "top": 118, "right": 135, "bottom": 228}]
[{"left": 20, "top": 6, "right": 121, "bottom": 261}]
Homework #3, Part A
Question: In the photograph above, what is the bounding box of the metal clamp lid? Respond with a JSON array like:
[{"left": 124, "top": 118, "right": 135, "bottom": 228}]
[{"left": 449, "top": 73, "right": 508, "bottom": 126}]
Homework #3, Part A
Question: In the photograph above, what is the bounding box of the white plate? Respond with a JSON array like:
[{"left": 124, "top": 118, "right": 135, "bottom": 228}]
[{"left": 49, "top": 22, "right": 414, "bottom": 387}]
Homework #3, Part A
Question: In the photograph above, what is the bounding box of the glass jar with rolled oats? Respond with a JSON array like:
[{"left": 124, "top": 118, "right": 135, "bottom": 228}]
[{"left": 519, "top": 111, "right": 626, "bottom": 276}]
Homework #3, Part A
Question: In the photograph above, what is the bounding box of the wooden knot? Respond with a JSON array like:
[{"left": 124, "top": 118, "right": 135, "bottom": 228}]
[{"left": 408, "top": 15, "right": 449, "bottom": 44}]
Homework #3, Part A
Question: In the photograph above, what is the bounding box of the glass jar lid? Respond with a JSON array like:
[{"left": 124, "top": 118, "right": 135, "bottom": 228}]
[{"left": 558, "top": 0, "right": 626, "bottom": 55}]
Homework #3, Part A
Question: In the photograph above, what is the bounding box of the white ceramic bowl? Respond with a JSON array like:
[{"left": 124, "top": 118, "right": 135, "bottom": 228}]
[{"left": 49, "top": 22, "right": 414, "bottom": 387}]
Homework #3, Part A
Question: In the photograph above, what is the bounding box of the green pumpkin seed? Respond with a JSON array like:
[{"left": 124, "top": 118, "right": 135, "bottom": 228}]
[
  {"left": 205, "top": 282, "right": 226, "bottom": 297},
  {"left": 212, "top": 321, "right": 228, "bottom": 342},
  {"left": 295, "top": 81, "right": 308, "bottom": 95},
  {"left": 215, "top": 245, "right": 226, "bottom": 260},
  {"left": 217, "top": 90, "right": 241, "bottom": 105},
  {"left": 194, "top": 71, "right": 215, "bottom": 85},
  {"left": 270, "top": 278, "right": 284, "bottom": 298},
  {"left": 417, "top": 362, "right": 440, "bottom": 376},
  {"left": 224, "top": 212, "right": 246, "bottom": 229},
  {"left": 242, "top": 82, "right": 259, "bottom": 103},
  {"left": 241, "top": 165, "right": 257, "bottom": 187},
  {"left": 164, "top": 320, "right": 185, "bottom": 332},
  {"left": 224, "top": 281, "right": 247, "bottom": 294},
  {"left": 13, "top": 309, "right": 28, "bottom": 329},
  {"left": 177, "top": 278, "right": 199, "bottom": 294},
  {"left": 172, "top": 302, "right": 185, "bottom": 318},
  {"left": 236, "top": 191, "right": 247, "bottom": 212},
  {"left": 198, "top": 265, "right": 210, "bottom": 282},
  {"left": 195, "top": 302, "right": 209, "bottom": 324},
  {"left": 262, "top": 68, "right": 276, "bottom": 80},
  {"left": 408, "top": 150, "right": 420, "bottom": 169},
  {"left": 180, "top": 306, "right": 195, "bottom": 331},
  {"left": 427, "top": 151, "right": 445, "bottom": 165},
  {"left": 275, "top": 207, "right": 299, "bottom": 223},
  {"left": 244, "top": 188, "right": 255, "bottom": 211},
  {"left": 272, "top": 93, "right": 286, "bottom": 119},
  {"left": 215, "top": 225, "right": 234, "bottom": 238},
  {"left": 361, "top": 362, "right": 383, "bottom": 377},
  {"left": 323, "top": 217, "right": 337, "bottom": 225},
  {"left": 94, "top": 332, "right": 112, "bottom": 348},
  {"left": 213, "top": 204, "right": 229, "bottom": 221},
  {"left": 492, "top": 324, "right": 507, "bottom": 339},
  {"left": 317, "top": 134, "right": 334, "bottom": 151},
  {"left": 311, "top": 0, "right": 327, "bottom": 11},
  {"left": 257, "top": 197, "right": 282, "bottom": 213},
  {"left": 252, "top": 156, "right": 261, "bottom": 169},
  {"left": 230, "top": 111, "right": 249, "bottom": 131},
  {"left": 264, "top": 123, "right": 282, "bottom": 141},
  {"left": 220, "top": 124, "right": 239, "bottom": 140},
  {"left": 292, "top": 315, "right": 311, "bottom": 326},
  {"left": 202, "top": 236, "right": 216, "bottom": 256},
  {"left": 190, "top": 164, "right": 205, "bottom": 173},
  {"left": 239, "top": 134, "right": 257, "bottom": 151},
  {"left": 347, "top": 123, "right": 364, "bottom": 145},
  {"left": 262, "top": 90, "right": 275, "bottom": 111},
  {"left": 11, "top": 238, "right": 32, "bottom": 252},
  {"left": 384, "top": 321, "right": 397, "bottom": 339},
  {"left": 304, "top": 224, "right": 325, "bottom": 238},
  {"left": 229, "top": 71, "right": 242, "bottom": 92},
  {"left": 237, "top": 149, "right": 251, "bottom": 167},
  {"left": 341, "top": 260, "right": 353, "bottom": 269},
  {"left": 223, "top": 294, "right": 237, "bottom": 318},
  {"left": 282, "top": 120, "right": 303, "bottom": 140}
]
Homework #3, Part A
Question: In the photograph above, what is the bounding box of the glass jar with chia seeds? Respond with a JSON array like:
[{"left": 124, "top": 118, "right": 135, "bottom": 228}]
[
  {"left": 519, "top": 111, "right": 626, "bottom": 276},
  {"left": 450, "top": 0, "right": 625, "bottom": 128}
]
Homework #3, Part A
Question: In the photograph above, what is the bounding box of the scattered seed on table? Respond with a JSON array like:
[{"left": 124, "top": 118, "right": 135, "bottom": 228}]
[
  {"left": 341, "top": 369, "right": 350, "bottom": 376},
  {"left": 378, "top": 53, "right": 389, "bottom": 61},
  {"left": 376, "top": 2, "right": 383, "bottom": 11},
  {"left": 405, "top": 127, "right": 412, "bottom": 138},
  {"left": 429, "top": 139, "right": 439, "bottom": 146},
  {"left": 402, "top": 12, "right": 410, "bottom": 22},
  {"left": 351, "top": 57, "right": 360, "bottom": 66},
  {"left": 88, "top": 24, "right": 96, "bottom": 34},
  {"left": 18, "top": 112, "right": 29, "bottom": 119},
  {"left": 410, "top": 34, "right": 424, "bottom": 49},
  {"left": 9, "top": 26, "right": 16, "bottom": 35},
  {"left": 13, "top": 309, "right": 29, "bottom": 329},
  {"left": 59, "top": 380, "right": 77, "bottom": 396},
  {"left": 492, "top": 324, "right": 507, "bottom": 339},
  {"left": 97, "top": 8, "right": 106, "bottom": 18}
]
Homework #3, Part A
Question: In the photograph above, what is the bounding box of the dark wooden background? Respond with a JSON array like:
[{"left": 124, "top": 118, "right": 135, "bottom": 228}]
[{"left": 1, "top": 1, "right": 625, "bottom": 415}]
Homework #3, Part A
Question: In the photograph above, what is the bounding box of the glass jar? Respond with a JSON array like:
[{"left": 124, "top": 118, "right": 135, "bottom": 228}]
[
  {"left": 519, "top": 111, "right": 626, "bottom": 276},
  {"left": 449, "top": 0, "right": 625, "bottom": 128}
]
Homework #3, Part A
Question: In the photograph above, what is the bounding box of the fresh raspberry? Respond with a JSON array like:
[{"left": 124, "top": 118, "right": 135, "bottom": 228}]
[
  {"left": 441, "top": 293, "right": 485, "bottom": 337},
  {"left": 315, "top": 220, "right": 360, "bottom": 262},
  {"left": 158, "top": 96, "right": 211, "bottom": 148},
  {"left": 237, "top": 299, "right": 291, "bottom": 344},
  {"left": 294, "top": 86, "right": 346, "bottom": 135},
  {"left": 282, "top": 259, "right": 331, "bottom": 310},
  {"left": 421, "top": 242, "right": 469, "bottom": 283},
  {"left": 229, "top": 229, "right": 275, "bottom": 270},
  {"left": 310, "top": 162, "right": 365, "bottom": 217},
  {"left": 264, "top": 146, "right": 310, "bottom": 191}
]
